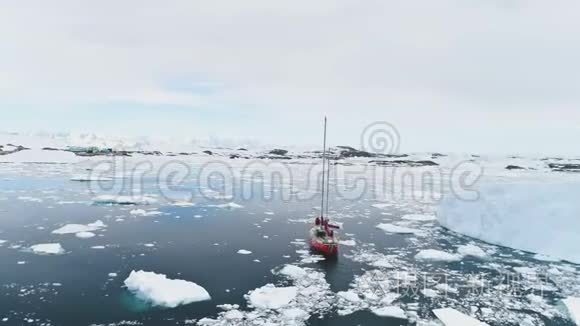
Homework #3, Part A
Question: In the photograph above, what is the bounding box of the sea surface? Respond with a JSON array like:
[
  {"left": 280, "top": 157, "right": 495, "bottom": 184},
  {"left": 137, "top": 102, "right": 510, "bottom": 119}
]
[{"left": 0, "top": 159, "right": 578, "bottom": 326}]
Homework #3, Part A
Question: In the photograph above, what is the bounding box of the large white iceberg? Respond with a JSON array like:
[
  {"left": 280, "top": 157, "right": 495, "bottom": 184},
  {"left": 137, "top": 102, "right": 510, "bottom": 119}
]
[
  {"left": 124, "top": 270, "right": 211, "bottom": 308},
  {"left": 438, "top": 182, "right": 580, "bottom": 264}
]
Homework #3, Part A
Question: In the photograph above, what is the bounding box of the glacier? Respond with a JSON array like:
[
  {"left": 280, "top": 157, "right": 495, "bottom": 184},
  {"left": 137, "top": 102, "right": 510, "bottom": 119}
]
[{"left": 438, "top": 182, "right": 580, "bottom": 264}]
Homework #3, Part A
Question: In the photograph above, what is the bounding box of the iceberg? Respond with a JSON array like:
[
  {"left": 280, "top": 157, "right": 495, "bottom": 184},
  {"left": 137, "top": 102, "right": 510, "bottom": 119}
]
[
  {"left": 438, "top": 182, "right": 580, "bottom": 264},
  {"left": 563, "top": 297, "right": 580, "bottom": 324},
  {"left": 123, "top": 270, "right": 210, "bottom": 308}
]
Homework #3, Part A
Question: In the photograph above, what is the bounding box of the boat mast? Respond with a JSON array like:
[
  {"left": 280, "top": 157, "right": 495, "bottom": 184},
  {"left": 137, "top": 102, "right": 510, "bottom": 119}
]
[
  {"left": 325, "top": 150, "right": 331, "bottom": 219},
  {"left": 320, "top": 117, "right": 327, "bottom": 222}
]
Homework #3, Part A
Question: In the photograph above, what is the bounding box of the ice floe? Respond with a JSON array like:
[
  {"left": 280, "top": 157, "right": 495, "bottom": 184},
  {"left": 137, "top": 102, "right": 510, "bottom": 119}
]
[
  {"left": 371, "top": 306, "right": 407, "bottom": 319},
  {"left": 129, "top": 209, "right": 163, "bottom": 217},
  {"left": 432, "top": 308, "right": 489, "bottom": 325},
  {"left": 197, "top": 265, "right": 334, "bottom": 326},
  {"left": 376, "top": 223, "right": 420, "bottom": 235},
  {"left": 208, "top": 202, "right": 244, "bottom": 209},
  {"left": 29, "top": 243, "right": 65, "bottom": 255},
  {"left": 248, "top": 285, "right": 297, "bottom": 309},
  {"left": 52, "top": 220, "right": 106, "bottom": 235},
  {"left": 415, "top": 249, "right": 462, "bottom": 262},
  {"left": 124, "top": 270, "right": 211, "bottom": 308},
  {"left": 75, "top": 231, "right": 96, "bottom": 239},
  {"left": 237, "top": 249, "right": 252, "bottom": 255},
  {"left": 457, "top": 244, "right": 488, "bottom": 259}
]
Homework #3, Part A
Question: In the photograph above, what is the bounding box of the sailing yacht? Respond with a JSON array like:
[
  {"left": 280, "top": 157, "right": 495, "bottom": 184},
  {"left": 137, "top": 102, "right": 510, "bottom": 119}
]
[{"left": 309, "top": 117, "right": 340, "bottom": 256}]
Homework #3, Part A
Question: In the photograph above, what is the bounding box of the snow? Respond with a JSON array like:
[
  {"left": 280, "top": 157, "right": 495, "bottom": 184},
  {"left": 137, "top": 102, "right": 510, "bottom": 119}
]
[
  {"left": 563, "top": 297, "right": 580, "bottom": 324},
  {"left": 123, "top": 270, "right": 210, "bottom": 308},
  {"left": 29, "top": 243, "right": 65, "bottom": 255},
  {"left": 438, "top": 182, "right": 580, "bottom": 264},
  {"left": 0, "top": 149, "right": 80, "bottom": 164},
  {"left": 237, "top": 249, "right": 252, "bottom": 255},
  {"left": 415, "top": 249, "right": 462, "bottom": 262},
  {"left": 371, "top": 306, "right": 406, "bottom": 319},
  {"left": 376, "top": 223, "right": 420, "bottom": 235},
  {"left": 92, "top": 195, "right": 157, "bottom": 205},
  {"left": 457, "top": 244, "right": 488, "bottom": 259},
  {"left": 433, "top": 308, "right": 489, "bottom": 326},
  {"left": 248, "top": 285, "right": 297, "bottom": 309},
  {"left": 52, "top": 220, "right": 106, "bottom": 235}
]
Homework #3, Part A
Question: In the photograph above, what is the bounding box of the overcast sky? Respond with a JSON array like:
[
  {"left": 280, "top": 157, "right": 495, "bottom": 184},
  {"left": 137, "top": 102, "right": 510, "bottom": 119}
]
[{"left": 2, "top": 1, "right": 579, "bottom": 155}]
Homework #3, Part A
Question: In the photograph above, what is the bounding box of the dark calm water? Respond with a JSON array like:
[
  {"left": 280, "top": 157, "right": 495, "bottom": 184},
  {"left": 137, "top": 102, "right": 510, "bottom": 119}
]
[{"left": 0, "top": 170, "right": 577, "bottom": 326}]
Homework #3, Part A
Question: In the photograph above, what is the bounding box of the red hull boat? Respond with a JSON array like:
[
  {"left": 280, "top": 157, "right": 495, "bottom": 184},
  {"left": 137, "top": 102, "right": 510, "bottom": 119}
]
[
  {"left": 309, "top": 117, "right": 340, "bottom": 256},
  {"left": 309, "top": 223, "right": 339, "bottom": 256}
]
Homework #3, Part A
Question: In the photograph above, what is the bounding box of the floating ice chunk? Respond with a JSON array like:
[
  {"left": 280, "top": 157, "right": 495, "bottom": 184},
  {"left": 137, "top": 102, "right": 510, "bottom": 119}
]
[
  {"left": 339, "top": 239, "right": 356, "bottom": 246},
  {"left": 108, "top": 273, "right": 118, "bottom": 278},
  {"left": 279, "top": 265, "right": 307, "bottom": 279},
  {"left": 248, "top": 284, "right": 297, "bottom": 309},
  {"left": 208, "top": 202, "right": 244, "bottom": 209},
  {"left": 377, "top": 223, "right": 420, "bottom": 235},
  {"left": 237, "top": 249, "right": 252, "bottom": 255},
  {"left": 130, "top": 209, "right": 163, "bottom": 217},
  {"left": 402, "top": 214, "right": 436, "bottom": 221},
  {"left": 52, "top": 220, "right": 106, "bottom": 235},
  {"left": 29, "top": 243, "right": 65, "bottom": 255},
  {"left": 457, "top": 244, "right": 488, "bottom": 259},
  {"left": 75, "top": 231, "right": 95, "bottom": 239},
  {"left": 91, "top": 245, "right": 105, "bottom": 249},
  {"left": 371, "top": 306, "right": 406, "bottom": 319},
  {"left": 433, "top": 308, "right": 489, "bottom": 325},
  {"left": 337, "top": 291, "right": 361, "bottom": 303},
  {"left": 123, "top": 270, "right": 210, "bottom": 308},
  {"left": 563, "top": 297, "right": 580, "bottom": 324},
  {"left": 93, "top": 195, "right": 157, "bottom": 205},
  {"left": 282, "top": 307, "right": 308, "bottom": 320},
  {"left": 17, "top": 261, "right": 26, "bottom": 265},
  {"left": 421, "top": 289, "right": 439, "bottom": 298},
  {"left": 415, "top": 249, "right": 462, "bottom": 262},
  {"left": 171, "top": 201, "right": 196, "bottom": 207}
]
